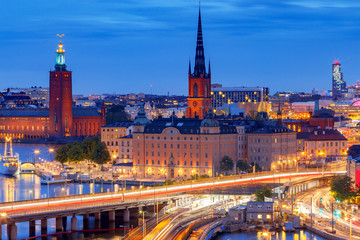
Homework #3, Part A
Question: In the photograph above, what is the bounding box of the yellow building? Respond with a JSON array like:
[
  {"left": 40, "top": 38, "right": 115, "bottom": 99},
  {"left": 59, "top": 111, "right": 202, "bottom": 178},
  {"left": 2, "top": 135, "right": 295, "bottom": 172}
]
[
  {"left": 132, "top": 108, "right": 238, "bottom": 180},
  {"left": 297, "top": 129, "right": 347, "bottom": 161},
  {"left": 247, "top": 121, "right": 297, "bottom": 171},
  {"left": 101, "top": 122, "right": 133, "bottom": 161}
]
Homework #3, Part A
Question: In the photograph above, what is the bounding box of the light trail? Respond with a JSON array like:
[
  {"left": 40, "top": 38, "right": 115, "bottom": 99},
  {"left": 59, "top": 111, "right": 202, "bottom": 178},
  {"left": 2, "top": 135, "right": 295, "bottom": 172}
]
[{"left": 0, "top": 171, "right": 345, "bottom": 216}]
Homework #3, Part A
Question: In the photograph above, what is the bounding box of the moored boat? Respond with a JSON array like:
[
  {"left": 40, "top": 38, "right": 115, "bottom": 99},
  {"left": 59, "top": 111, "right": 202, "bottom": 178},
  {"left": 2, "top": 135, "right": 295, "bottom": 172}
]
[
  {"left": 0, "top": 137, "right": 19, "bottom": 176},
  {"left": 41, "top": 174, "right": 72, "bottom": 185}
]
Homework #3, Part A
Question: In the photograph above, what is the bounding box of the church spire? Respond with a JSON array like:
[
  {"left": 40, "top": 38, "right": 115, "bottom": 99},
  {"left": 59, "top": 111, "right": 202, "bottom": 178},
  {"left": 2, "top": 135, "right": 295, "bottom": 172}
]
[
  {"left": 188, "top": 60, "right": 191, "bottom": 75},
  {"left": 193, "top": 6, "right": 206, "bottom": 77},
  {"left": 208, "top": 59, "right": 211, "bottom": 75}
]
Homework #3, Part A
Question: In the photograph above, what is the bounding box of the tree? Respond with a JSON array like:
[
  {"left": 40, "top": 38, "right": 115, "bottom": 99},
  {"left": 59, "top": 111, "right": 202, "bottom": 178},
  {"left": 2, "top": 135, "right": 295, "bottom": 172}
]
[
  {"left": 255, "top": 186, "right": 273, "bottom": 201},
  {"left": 106, "top": 105, "right": 131, "bottom": 125},
  {"left": 90, "top": 142, "right": 111, "bottom": 166},
  {"left": 55, "top": 144, "right": 71, "bottom": 165},
  {"left": 330, "top": 176, "right": 355, "bottom": 202},
  {"left": 67, "top": 142, "right": 85, "bottom": 163},
  {"left": 249, "top": 162, "right": 262, "bottom": 172},
  {"left": 220, "top": 156, "right": 234, "bottom": 174},
  {"left": 82, "top": 136, "right": 100, "bottom": 159},
  {"left": 236, "top": 160, "right": 250, "bottom": 172}
]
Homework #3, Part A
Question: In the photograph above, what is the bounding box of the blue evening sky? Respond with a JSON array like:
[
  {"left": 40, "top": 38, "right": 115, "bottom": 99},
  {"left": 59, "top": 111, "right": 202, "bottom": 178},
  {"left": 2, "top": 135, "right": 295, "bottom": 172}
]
[{"left": 1, "top": 0, "right": 360, "bottom": 95}]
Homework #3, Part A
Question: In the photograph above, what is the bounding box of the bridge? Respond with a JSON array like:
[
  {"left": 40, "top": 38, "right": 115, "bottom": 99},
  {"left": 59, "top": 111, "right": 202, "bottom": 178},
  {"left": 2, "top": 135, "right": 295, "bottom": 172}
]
[
  {"left": 19, "top": 162, "right": 36, "bottom": 174},
  {"left": 0, "top": 169, "right": 345, "bottom": 239}
]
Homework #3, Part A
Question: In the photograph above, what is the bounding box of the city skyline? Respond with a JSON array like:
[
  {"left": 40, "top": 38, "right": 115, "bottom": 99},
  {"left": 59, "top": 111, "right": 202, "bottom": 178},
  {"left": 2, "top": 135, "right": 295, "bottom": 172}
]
[{"left": 2, "top": 1, "right": 360, "bottom": 95}]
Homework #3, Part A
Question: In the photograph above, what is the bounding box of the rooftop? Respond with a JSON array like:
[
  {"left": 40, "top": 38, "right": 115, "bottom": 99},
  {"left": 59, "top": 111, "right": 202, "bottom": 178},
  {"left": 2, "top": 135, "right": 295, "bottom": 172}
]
[
  {"left": 143, "top": 116, "right": 237, "bottom": 134},
  {"left": 103, "top": 121, "right": 133, "bottom": 128},
  {"left": 297, "top": 129, "right": 347, "bottom": 141}
]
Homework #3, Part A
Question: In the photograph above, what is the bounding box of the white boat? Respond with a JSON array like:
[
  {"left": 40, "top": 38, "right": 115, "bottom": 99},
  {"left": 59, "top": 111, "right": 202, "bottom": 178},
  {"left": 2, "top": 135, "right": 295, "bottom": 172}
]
[
  {"left": 0, "top": 137, "right": 19, "bottom": 176},
  {"left": 41, "top": 174, "right": 72, "bottom": 185}
]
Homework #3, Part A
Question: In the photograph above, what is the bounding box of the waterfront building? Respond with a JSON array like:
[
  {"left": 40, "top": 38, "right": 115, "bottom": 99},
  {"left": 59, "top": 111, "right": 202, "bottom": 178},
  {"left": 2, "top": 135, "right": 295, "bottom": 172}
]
[
  {"left": 332, "top": 60, "right": 347, "bottom": 100},
  {"left": 118, "top": 135, "right": 133, "bottom": 163},
  {"left": 186, "top": 8, "right": 212, "bottom": 119},
  {"left": 101, "top": 121, "right": 133, "bottom": 160},
  {"left": 246, "top": 201, "right": 275, "bottom": 224},
  {"left": 211, "top": 84, "right": 269, "bottom": 108},
  {"left": 0, "top": 40, "right": 105, "bottom": 140},
  {"left": 132, "top": 108, "right": 238, "bottom": 180}
]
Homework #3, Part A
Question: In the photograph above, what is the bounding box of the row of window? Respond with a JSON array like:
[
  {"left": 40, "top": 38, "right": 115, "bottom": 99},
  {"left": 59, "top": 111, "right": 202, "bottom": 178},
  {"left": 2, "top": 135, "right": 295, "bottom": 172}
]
[
  {"left": 250, "top": 137, "right": 295, "bottom": 144},
  {"left": 138, "top": 159, "right": 208, "bottom": 166},
  {"left": 143, "top": 136, "right": 236, "bottom": 141},
  {"left": 143, "top": 143, "right": 235, "bottom": 150},
  {"left": 106, "top": 141, "right": 131, "bottom": 147},
  {"left": 0, "top": 125, "right": 45, "bottom": 131},
  {"left": 305, "top": 141, "right": 346, "bottom": 147}
]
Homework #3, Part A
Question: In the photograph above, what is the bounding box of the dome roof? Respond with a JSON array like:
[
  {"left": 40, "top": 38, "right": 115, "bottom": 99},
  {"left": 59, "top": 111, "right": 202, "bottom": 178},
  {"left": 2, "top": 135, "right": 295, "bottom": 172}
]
[
  {"left": 133, "top": 104, "right": 151, "bottom": 126},
  {"left": 201, "top": 108, "right": 219, "bottom": 127}
]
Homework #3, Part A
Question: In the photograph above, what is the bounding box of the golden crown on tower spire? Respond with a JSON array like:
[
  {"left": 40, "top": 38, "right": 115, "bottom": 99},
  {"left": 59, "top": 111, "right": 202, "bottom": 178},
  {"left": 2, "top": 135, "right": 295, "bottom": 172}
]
[{"left": 56, "top": 34, "right": 65, "bottom": 53}]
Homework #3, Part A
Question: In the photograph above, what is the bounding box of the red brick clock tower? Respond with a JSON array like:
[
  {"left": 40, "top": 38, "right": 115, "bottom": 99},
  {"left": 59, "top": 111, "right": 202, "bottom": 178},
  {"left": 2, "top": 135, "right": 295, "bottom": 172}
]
[
  {"left": 186, "top": 8, "right": 211, "bottom": 119},
  {"left": 49, "top": 39, "right": 73, "bottom": 137}
]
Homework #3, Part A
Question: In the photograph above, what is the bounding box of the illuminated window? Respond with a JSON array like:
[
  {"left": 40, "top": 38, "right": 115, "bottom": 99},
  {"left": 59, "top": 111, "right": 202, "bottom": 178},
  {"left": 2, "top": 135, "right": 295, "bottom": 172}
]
[
  {"left": 266, "top": 215, "right": 271, "bottom": 219},
  {"left": 257, "top": 214, "right": 262, "bottom": 219}
]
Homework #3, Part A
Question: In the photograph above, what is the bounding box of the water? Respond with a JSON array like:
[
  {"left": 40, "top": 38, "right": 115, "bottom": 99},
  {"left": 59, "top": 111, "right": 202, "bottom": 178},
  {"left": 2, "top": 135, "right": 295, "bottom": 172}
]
[
  {"left": 216, "top": 230, "right": 326, "bottom": 240},
  {"left": 0, "top": 143, "right": 58, "bottom": 163},
  {"left": 0, "top": 144, "right": 116, "bottom": 202},
  {"left": 0, "top": 144, "right": 127, "bottom": 239}
]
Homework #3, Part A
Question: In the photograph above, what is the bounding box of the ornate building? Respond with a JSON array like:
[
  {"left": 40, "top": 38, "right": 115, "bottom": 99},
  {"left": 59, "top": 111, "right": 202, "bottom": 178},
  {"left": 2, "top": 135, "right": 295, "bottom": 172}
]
[
  {"left": 0, "top": 40, "right": 105, "bottom": 140},
  {"left": 186, "top": 8, "right": 212, "bottom": 120},
  {"left": 132, "top": 107, "right": 238, "bottom": 180}
]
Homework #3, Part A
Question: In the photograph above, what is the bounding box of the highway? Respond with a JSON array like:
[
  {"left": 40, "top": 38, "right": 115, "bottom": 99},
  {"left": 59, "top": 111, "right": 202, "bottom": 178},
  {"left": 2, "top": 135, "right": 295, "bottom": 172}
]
[
  {"left": 149, "top": 197, "right": 230, "bottom": 240},
  {"left": 0, "top": 169, "right": 345, "bottom": 221},
  {"left": 293, "top": 186, "right": 360, "bottom": 239}
]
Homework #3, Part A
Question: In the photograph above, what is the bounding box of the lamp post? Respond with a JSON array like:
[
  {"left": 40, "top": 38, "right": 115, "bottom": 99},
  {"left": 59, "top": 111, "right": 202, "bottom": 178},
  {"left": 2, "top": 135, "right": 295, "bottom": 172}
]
[
  {"left": 49, "top": 148, "right": 54, "bottom": 161},
  {"left": 139, "top": 210, "right": 147, "bottom": 239},
  {"left": 34, "top": 150, "right": 40, "bottom": 164},
  {"left": 348, "top": 217, "right": 357, "bottom": 240}
]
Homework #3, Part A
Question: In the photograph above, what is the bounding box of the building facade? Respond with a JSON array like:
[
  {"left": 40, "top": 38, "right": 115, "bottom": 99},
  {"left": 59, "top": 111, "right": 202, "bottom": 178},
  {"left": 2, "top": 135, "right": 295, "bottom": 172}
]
[
  {"left": 101, "top": 121, "right": 133, "bottom": 161},
  {"left": 332, "top": 60, "right": 347, "bottom": 100},
  {"left": 246, "top": 201, "right": 275, "bottom": 224},
  {"left": 211, "top": 85, "right": 269, "bottom": 108},
  {"left": 297, "top": 129, "right": 347, "bottom": 161},
  {"left": 132, "top": 109, "right": 238, "bottom": 180},
  {"left": 247, "top": 121, "right": 297, "bottom": 171},
  {"left": 186, "top": 9, "right": 211, "bottom": 120}
]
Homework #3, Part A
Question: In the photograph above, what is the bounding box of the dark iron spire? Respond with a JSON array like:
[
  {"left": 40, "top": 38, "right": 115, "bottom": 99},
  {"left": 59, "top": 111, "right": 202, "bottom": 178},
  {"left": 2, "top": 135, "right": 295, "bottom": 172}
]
[
  {"left": 208, "top": 59, "right": 211, "bottom": 75},
  {"left": 193, "top": 7, "right": 206, "bottom": 77},
  {"left": 188, "top": 60, "right": 192, "bottom": 74}
]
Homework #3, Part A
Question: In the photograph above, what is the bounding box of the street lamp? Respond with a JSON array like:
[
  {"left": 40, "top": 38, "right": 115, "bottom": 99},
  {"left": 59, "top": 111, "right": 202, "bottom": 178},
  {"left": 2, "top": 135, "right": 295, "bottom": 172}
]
[
  {"left": 139, "top": 210, "right": 147, "bottom": 239},
  {"left": 34, "top": 150, "right": 40, "bottom": 164},
  {"left": 49, "top": 148, "right": 54, "bottom": 161},
  {"left": 346, "top": 217, "right": 357, "bottom": 240}
]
